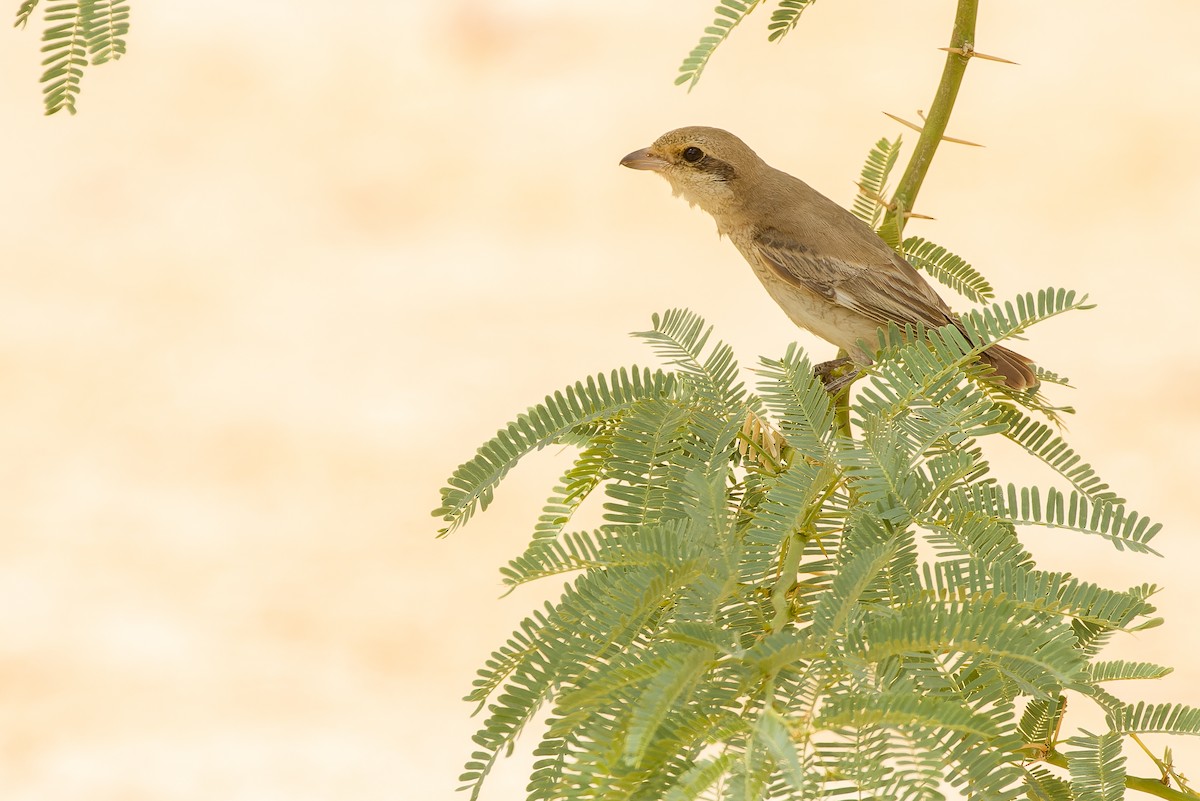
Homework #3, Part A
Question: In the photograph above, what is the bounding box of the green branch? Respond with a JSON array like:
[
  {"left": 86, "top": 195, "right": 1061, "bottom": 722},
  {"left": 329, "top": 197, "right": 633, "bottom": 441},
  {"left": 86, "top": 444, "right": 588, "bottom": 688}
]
[
  {"left": 1044, "top": 750, "right": 1198, "bottom": 801},
  {"left": 884, "top": 0, "right": 979, "bottom": 236}
]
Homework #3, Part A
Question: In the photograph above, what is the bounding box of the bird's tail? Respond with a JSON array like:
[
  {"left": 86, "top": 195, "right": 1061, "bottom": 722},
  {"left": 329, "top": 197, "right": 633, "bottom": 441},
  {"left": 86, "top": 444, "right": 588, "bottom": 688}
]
[{"left": 981, "top": 343, "right": 1038, "bottom": 391}]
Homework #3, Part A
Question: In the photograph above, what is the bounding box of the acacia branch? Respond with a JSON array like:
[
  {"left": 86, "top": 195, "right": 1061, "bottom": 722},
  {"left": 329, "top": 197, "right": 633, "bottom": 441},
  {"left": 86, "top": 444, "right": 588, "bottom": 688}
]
[
  {"left": 884, "top": 0, "right": 979, "bottom": 236},
  {"left": 1044, "top": 750, "right": 1200, "bottom": 801}
]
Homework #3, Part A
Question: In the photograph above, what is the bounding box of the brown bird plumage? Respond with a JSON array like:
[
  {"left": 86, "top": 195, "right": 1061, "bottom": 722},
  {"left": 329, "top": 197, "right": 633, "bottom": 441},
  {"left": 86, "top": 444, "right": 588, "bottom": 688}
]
[{"left": 620, "top": 126, "right": 1037, "bottom": 391}]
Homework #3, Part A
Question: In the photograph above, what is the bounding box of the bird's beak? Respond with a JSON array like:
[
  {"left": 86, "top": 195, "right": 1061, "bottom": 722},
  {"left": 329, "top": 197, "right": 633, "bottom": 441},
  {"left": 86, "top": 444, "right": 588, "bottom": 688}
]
[{"left": 620, "top": 147, "right": 668, "bottom": 172}]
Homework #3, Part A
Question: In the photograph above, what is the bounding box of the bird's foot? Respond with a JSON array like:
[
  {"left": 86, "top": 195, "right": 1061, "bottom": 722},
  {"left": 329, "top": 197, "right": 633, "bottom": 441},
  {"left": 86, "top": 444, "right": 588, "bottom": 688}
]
[{"left": 813, "top": 358, "right": 860, "bottom": 395}]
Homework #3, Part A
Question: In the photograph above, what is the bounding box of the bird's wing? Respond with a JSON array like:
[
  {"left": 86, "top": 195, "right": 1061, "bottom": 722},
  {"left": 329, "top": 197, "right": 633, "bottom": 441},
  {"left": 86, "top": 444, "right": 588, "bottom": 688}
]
[{"left": 751, "top": 227, "right": 954, "bottom": 329}]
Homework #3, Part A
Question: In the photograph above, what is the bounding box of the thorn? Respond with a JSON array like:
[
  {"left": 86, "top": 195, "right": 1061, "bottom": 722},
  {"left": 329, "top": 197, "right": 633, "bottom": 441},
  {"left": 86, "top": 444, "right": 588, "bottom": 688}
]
[
  {"left": 940, "top": 45, "right": 1019, "bottom": 65},
  {"left": 854, "top": 181, "right": 893, "bottom": 209},
  {"left": 854, "top": 180, "right": 933, "bottom": 220},
  {"left": 941, "top": 134, "right": 984, "bottom": 148},
  {"left": 882, "top": 112, "right": 983, "bottom": 147},
  {"left": 883, "top": 111, "right": 926, "bottom": 134},
  {"left": 975, "top": 51, "right": 1020, "bottom": 65}
]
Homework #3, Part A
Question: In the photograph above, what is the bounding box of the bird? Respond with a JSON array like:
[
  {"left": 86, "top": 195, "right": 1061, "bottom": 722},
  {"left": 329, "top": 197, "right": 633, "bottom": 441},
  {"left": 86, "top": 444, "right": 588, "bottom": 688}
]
[{"left": 619, "top": 126, "right": 1037, "bottom": 391}]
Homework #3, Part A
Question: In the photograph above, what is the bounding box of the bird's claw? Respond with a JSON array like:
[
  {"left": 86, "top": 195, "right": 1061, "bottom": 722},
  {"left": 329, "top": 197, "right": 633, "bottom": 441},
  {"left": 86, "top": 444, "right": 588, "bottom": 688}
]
[{"left": 813, "top": 358, "right": 860, "bottom": 395}]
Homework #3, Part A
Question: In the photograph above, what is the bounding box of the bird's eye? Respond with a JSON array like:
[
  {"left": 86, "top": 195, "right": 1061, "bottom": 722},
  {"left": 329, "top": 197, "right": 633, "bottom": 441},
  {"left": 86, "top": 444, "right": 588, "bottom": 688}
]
[{"left": 681, "top": 146, "right": 704, "bottom": 163}]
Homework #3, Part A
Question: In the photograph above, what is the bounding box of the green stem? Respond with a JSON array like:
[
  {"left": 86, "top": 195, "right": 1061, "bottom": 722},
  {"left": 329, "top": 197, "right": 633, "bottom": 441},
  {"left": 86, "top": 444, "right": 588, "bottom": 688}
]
[
  {"left": 884, "top": 0, "right": 979, "bottom": 238},
  {"left": 769, "top": 533, "right": 804, "bottom": 632},
  {"left": 834, "top": 391, "right": 851, "bottom": 440},
  {"left": 1130, "top": 732, "right": 1173, "bottom": 784},
  {"left": 833, "top": 350, "right": 853, "bottom": 439},
  {"left": 1044, "top": 751, "right": 1198, "bottom": 801}
]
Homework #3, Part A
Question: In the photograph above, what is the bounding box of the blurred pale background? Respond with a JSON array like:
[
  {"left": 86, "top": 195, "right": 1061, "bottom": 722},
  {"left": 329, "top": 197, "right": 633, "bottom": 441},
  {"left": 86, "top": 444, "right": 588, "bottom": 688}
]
[{"left": 2, "top": 1, "right": 1199, "bottom": 799}]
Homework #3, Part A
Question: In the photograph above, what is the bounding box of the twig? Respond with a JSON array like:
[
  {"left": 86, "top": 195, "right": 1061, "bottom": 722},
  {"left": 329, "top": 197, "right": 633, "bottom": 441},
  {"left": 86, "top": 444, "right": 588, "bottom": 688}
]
[
  {"left": 883, "top": 0, "right": 980, "bottom": 239},
  {"left": 1044, "top": 750, "right": 1200, "bottom": 801}
]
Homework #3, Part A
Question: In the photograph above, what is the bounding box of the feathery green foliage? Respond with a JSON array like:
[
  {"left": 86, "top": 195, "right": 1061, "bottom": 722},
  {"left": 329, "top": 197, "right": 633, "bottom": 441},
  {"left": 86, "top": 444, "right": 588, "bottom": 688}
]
[
  {"left": 903, "top": 236, "right": 996, "bottom": 304},
  {"left": 16, "top": 0, "right": 130, "bottom": 114},
  {"left": 851, "top": 137, "right": 903, "bottom": 234},
  {"left": 83, "top": 0, "right": 129, "bottom": 65},
  {"left": 766, "top": 0, "right": 816, "bottom": 42},
  {"left": 433, "top": 367, "right": 677, "bottom": 535},
  {"left": 436, "top": 5, "right": 1197, "bottom": 800},
  {"left": 677, "top": 0, "right": 818, "bottom": 89},
  {"left": 14, "top": 0, "right": 38, "bottom": 27},
  {"left": 676, "top": 0, "right": 764, "bottom": 89},
  {"left": 39, "top": 2, "right": 88, "bottom": 114},
  {"left": 1019, "top": 696, "right": 1068, "bottom": 748},
  {"left": 436, "top": 295, "right": 1192, "bottom": 801},
  {"left": 1111, "top": 704, "right": 1200, "bottom": 736},
  {"left": 1067, "top": 732, "right": 1127, "bottom": 801},
  {"left": 1087, "top": 661, "right": 1174, "bottom": 683}
]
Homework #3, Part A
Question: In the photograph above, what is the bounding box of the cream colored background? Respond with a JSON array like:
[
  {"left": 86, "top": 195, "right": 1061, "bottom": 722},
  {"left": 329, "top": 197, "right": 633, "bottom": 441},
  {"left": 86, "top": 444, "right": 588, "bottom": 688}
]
[{"left": 2, "top": 2, "right": 1199, "bottom": 799}]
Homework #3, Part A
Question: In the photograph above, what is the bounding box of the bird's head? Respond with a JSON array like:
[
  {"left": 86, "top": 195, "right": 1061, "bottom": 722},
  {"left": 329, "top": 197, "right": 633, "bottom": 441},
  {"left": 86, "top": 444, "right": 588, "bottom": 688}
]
[{"left": 620, "top": 126, "right": 767, "bottom": 218}]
